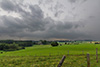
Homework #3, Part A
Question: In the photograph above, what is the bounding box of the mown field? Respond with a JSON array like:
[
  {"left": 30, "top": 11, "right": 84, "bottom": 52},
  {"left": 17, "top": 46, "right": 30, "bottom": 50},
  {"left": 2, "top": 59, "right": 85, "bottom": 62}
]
[{"left": 0, "top": 43, "right": 100, "bottom": 67}]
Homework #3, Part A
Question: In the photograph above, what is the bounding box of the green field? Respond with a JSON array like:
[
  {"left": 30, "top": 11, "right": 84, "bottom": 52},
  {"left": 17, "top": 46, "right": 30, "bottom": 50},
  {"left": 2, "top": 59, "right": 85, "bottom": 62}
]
[{"left": 0, "top": 43, "right": 100, "bottom": 67}]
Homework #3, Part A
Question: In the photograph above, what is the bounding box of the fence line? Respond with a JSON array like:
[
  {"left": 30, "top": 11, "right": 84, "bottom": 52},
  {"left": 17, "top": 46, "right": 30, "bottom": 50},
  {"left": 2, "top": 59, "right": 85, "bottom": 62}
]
[{"left": 57, "top": 48, "right": 98, "bottom": 67}]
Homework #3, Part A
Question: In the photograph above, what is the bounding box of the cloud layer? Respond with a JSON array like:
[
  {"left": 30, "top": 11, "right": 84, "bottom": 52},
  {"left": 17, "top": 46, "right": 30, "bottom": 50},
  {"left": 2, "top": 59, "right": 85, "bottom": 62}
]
[{"left": 0, "top": 0, "right": 100, "bottom": 40}]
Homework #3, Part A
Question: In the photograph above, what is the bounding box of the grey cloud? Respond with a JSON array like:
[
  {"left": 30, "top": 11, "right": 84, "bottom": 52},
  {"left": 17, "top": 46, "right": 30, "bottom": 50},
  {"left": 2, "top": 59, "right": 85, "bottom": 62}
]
[
  {"left": 0, "top": 0, "right": 15, "bottom": 11},
  {"left": 38, "top": 0, "right": 44, "bottom": 5},
  {"left": 48, "top": 5, "right": 53, "bottom": 11},
  {"left": 0, "top": 0, "right": 23, "bottom": 13},
  {"left": 68, "top": 0, "right": 88, "bottom": 4},
  {"left": 0, "top": 0, "right": 91, "bottom": 40},
  {"left": 88, "top": 16, "right": 95, "bottom": 19},
  {"left": 0, "top": 0, "right": 47, "bottom": 38},
  {"left": 44, "top": 0, "right": 53, "bottom": 4},
  {"left": 38, "top": 0, "right": 53, "bottom": 5},
  {"left": 32, "top": 17, "right": 88, "bottom": 39},
  {"left": 82, "top": 0, "right": 88, "bottom": 3},
  {"left": 53, "top": 2, "right": 64, "bottom": 17},
  {"left": 68, "top": 0, "right": 77, "bottom": 3},
  {"left": 29, "top": 5, "right": 44, "bottom": 19},
  {"left": 54, "top": 11, "right": 64, "bottom": 17}
]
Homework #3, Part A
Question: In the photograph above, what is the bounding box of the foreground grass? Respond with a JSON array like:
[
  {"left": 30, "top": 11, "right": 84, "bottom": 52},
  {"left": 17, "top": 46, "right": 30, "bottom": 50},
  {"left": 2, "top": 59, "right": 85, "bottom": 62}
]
[
  {"left": 0, "top": 55, "right": 100, "bottom": 67},
  {"left": 0, "top": 43, "right": 100, "bottom": 67}
]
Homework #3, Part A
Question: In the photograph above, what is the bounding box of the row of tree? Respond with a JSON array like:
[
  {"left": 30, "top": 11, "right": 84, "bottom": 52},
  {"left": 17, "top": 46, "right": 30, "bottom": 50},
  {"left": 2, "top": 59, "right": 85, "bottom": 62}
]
[
  {"left": 0, "top": 43, "right": 25, "bottom": 51},
  {"left": 0, "top": 40, "right": 81, "bottom": 51},
  {"left": 0, "top": 40, "right": 52, "bottom": 51},
  {"left": 0, "top": 40, "right": 33, "bottom": 51}
]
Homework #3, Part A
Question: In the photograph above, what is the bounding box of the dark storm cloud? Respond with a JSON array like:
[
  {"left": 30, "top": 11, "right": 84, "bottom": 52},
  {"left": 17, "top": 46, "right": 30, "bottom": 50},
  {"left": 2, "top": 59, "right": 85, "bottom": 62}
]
[
  {"left": 0, "top": 0, "right": 89, "bottom": 40},
  {"left": 0, "top": 0, "right": 46, "bottom": 31},
  {"left": 30, "top": 17, "right": 88, "bottom": 39},
  {"left": 0, "top": 0, "right": 46, "bottom": 37}
]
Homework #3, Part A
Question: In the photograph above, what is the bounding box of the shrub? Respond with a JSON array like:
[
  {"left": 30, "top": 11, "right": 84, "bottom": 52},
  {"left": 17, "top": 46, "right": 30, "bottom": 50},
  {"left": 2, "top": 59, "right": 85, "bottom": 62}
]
[
  {"left": 51, "top": 42, "right": 59, "bottom": 46},
  {"left": 95, "top": 42, "right": 100, "bottom": 44},
  {"left": 21, "top": 46, "right": 25, "bottom": 49}
]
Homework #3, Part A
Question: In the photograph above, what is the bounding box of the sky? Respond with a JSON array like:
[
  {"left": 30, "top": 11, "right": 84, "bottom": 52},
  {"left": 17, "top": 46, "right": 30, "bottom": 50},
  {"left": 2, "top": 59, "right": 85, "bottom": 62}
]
[{"left": 0, "top": 0, "right": 100, "bottom": 40}]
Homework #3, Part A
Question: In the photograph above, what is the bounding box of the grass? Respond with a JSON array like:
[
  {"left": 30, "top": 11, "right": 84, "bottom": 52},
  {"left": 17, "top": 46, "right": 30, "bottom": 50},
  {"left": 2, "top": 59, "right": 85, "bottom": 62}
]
[
  {"left": 1, "top": 43, "right": 100, "bottom": 56},
  {"left": 0, "top": 43, "right": 100, "bottom": 67}
]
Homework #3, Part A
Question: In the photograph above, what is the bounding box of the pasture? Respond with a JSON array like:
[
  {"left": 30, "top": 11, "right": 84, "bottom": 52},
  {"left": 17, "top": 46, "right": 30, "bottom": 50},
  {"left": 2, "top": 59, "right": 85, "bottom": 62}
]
[{"left": 0, "top": 43, "right": 100, "bottom": 67}]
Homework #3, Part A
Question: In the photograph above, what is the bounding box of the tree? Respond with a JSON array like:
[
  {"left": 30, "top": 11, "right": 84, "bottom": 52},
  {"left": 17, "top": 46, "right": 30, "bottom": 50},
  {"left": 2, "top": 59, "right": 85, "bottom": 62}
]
[{"left": 51, "top": 41, "right": 59, "bottom": 46}]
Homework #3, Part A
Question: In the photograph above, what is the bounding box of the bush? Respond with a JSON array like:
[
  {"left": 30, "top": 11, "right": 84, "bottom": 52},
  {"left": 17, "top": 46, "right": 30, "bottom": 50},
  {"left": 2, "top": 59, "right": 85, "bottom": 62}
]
[
  {"left": 51, "top": 42, "right": 59, "bottom": 46},
  {"left": 95, "top": 42, "right": 100, "bottom": 44},
  {"left": 21, "top": 46, "right": 25, "bottom": 49}
]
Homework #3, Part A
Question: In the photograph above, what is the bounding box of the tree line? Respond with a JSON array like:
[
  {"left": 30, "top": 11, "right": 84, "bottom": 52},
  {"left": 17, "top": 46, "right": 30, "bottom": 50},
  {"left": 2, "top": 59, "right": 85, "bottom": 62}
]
[
  {"left": 0, "top": 40, "right": 51, "bottom": 51},
  {"left": 0, "top": 40, "right": 33, "bottom": 51}
]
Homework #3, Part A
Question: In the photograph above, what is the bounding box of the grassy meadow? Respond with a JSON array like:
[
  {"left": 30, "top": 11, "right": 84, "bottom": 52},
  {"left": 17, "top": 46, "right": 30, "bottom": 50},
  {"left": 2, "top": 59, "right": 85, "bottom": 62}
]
[{"left": 0, "top": 43, "right": 100, "bottom": 67}]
